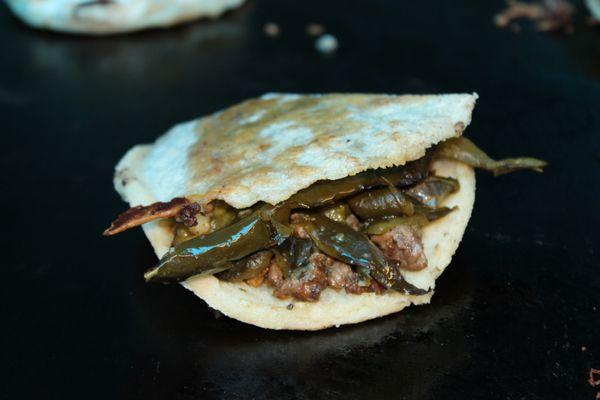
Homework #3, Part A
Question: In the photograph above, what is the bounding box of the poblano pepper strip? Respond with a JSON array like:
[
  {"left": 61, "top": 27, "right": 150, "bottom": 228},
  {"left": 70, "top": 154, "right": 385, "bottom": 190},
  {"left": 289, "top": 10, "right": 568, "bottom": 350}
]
[
  {"left": 216, "top": 250, "right": 273, "bottom": 282},
  {"left": 365, "top": 207, "right": 455, "bottom": 235},
  {"left": 272, "top": 237, "right": 315, "bottom": 277},
  {"left": 347, "top": 187, "right": 414, "bottom": 219},
  {"left": 435, "top": 137, "right": 547, "bottom": 176},
  {"left": 299, "top": 214, "right": 428, "bottom": 295},
  {"left": 319, "top": 203, "right": 353, "bottom": 223},
  {"left": 145, "top": 206, "right": 289, "bottom": 283},
  {"left": 405, "top": 176, "right": 460, "bottom": 208},
  {"left": 285, "top": 154, "right": 431, "bottom": 209}
]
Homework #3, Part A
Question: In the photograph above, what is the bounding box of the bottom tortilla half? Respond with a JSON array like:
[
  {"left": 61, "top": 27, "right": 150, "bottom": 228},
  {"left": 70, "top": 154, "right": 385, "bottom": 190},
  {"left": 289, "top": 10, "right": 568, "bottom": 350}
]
[{"left": 115, "top": 147, "right": 475, "bottom": 330}]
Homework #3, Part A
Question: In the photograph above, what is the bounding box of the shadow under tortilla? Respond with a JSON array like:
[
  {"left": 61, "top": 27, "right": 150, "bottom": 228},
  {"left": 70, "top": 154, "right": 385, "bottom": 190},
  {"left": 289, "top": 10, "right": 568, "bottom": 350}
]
[{"left": 127, "top": 244, "right": 478, "bottom": 398}]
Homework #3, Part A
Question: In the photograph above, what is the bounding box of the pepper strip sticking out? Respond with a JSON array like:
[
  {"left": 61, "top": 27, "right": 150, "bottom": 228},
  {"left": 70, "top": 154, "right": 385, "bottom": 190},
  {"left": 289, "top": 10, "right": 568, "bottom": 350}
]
[
  {"left": 435, "top": 137, "right": 547, "bottom": 176},
  {"left": 103, "top": 197, "right": 191, "bottom": 236},
  {"left": 144, "top": 206, "right": 290, "bottom": 283},
  {"left": 405, "top": 176, "right": 460, "bottom": 208}
]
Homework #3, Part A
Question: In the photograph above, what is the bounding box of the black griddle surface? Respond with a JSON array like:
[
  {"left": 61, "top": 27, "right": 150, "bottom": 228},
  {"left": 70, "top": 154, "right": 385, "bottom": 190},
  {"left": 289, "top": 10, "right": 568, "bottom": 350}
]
[{"left": 1, "top": 1, "right": 599, "bottom": 399}]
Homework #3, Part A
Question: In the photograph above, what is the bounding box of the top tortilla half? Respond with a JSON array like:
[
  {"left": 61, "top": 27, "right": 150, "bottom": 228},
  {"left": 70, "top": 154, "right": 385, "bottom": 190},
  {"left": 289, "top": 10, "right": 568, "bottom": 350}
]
[{"left": 115, "top": 93, "right": 478, "bottom": 212}]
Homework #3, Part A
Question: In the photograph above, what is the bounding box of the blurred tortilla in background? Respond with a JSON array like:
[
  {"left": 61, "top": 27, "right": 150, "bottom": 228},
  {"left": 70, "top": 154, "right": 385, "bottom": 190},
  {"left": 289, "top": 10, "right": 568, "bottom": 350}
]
[{"left": 5, "top": 0, "right": 245, "bottom": 35}]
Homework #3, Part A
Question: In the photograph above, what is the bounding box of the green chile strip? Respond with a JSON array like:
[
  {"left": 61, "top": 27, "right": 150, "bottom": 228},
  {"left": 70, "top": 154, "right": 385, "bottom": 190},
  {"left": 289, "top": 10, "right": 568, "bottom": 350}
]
[
  {"left": 145, "top": 207, "right": 287, "bottom": 283},
  {"left": 272, "top": 237, "right": 315, "bottom": 278},
  {"left": 216, "top": 250, "right": 273, "bottom": 282},
  {"left": 299, "top": 214, "right": 428, "bottom": 295},
  {"left": 319, "top": 203, "right": 352, "bottom": 223},
  {"left": 285, "top": 155, "right": 431, "bottom": 209},
  {"left": 405, "top": 176, "right": 459, "bottom": 208},
  {"left": 347, "top": 188, "right": 414, "bottom": 219},
  {"left": 365, "top": 207, "right": 455, "bottom": 235},
  {"left": 435, "top": 137, "right": 547, "bottom": 176}
]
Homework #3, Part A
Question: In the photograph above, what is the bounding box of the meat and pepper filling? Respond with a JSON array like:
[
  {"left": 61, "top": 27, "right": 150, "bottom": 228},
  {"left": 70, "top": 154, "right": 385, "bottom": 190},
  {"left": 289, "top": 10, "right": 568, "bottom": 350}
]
[{"left": 104, "top": 137, "right": 546, "bottom": 302}]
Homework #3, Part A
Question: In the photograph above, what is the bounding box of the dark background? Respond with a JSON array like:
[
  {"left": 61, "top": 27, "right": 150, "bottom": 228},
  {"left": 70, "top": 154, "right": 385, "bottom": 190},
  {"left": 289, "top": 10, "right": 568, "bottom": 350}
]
[{"left": 1, "top": 0, "right": 599, "bottom": 399}]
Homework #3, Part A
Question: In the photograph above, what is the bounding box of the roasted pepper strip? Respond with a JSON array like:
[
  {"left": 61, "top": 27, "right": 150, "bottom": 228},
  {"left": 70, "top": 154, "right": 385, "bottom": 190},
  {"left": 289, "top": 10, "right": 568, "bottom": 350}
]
[
  {"left": 435, "top": 137, "right": 547, "bottom": 176},
  {"left": 405, "top": 176, "right": 460, "bottom": 208},
  {"left": 286, "top": 155, "right": 431, "bottom": 209},
  {"left": 144, "top": 206, "right": 289, "bottom": 283},
  {"left": 103, "top": 197, "right": 190, "bottom": 236},
  {"left": 347, "top": 188, "right": 414, "bottom": 219},
  {"left": 319, "top": 203, "right": 352, "bottom": 223},
  {"left": 365, "top": 207, "right": 455, "bottom": 235},
  {"left": 299, "top": 214, "right": 428, "bottom": 295},
  {"left": 272, "top": 237, "right": 315, "bottom": 278},
  {"left": 216, "top": 251, "right": 273, "bottom": 282}
]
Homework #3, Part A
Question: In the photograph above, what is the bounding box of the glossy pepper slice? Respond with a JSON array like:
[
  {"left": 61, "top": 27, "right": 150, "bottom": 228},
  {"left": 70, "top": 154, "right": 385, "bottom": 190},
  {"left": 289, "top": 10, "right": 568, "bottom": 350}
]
[
  {"left": 144, "top": 206, "right": 289, "bottom": 283},
  {"left": 216, "top": 250, "right": 273, "bottom": 282},
  {"left": 298, "top": 214, "right": 428, "bottom": 295},
  {"left": 405, "top": 176, "right": 459, "bottom": 208},
  {"left": 365, "top": 207, "right": 455, "bottom": 235},
  {"left": 319, "top": 203, "right": 353, "bottom": 223},
  {"left": 285, "top": 154, "right": 432, "bottom": 210},
  {"left": 347, "top": 187, "right": 414, "bottom": 219},
  {"left": 435, "top": 137, "right": 547, "bottom": 176},
  {"left": 272, "top": 237, "right": 316, "bottom": 278}
]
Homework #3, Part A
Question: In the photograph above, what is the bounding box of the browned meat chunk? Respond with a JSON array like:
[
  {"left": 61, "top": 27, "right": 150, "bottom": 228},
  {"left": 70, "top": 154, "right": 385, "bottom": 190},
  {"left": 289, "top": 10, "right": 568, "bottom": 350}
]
[
  {"left": 175, "top": 203, "right": 202, "bottom": 227},
  {"left": 371, "top": 225, "right": 428, "bottom": 271},
  {"left": 103, "top": 197, "right": 191, "bottom": 236},
  {"left": 325, "top": 261, "right": 356, "bottom": 290},
  {"left": 266, "top": 262, "right": 284, "bottom": 287},
  {"left": 264, "top": 252, "right": 384, "bottom": 301},
  {"left": 271, "top": 254, "right": 328, "bottom": 302}
]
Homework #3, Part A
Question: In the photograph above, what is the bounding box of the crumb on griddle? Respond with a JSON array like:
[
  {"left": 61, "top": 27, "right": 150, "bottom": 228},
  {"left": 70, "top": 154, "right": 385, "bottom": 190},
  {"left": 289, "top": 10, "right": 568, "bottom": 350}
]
[
  {"left": 306, "top": 23, "right": 325, "bottom": 36},
  {"left": 315, "top": 34, "right": 338, "bottom": 54},
  {"left": 494, "top": 0, "right": 575, "bottom": 33},
  {"left": 264, "top": 22, "right": 280, "bottom": 37}
]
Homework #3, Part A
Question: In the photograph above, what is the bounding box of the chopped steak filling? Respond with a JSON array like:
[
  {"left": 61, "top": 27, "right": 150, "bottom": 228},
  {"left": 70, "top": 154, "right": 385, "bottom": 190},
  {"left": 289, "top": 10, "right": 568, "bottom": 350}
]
[
  {"left": 264, "top": 252, "right": 384, "bottom": 301},
  {"left": 371, "top": 225, "right": 428, "bottom": 271},
  {"left": 256, "top": 209, "right": 423, "bottom": 301},
  {"left": 176, "top": 203, "right": 202, "bottom": 227},
  {"left": 270, "top": 255, "right": 328, "bottom": 302}
]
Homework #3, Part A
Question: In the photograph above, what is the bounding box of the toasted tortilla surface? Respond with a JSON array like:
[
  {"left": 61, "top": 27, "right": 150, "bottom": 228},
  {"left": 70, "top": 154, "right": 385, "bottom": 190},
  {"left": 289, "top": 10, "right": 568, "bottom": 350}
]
[
  {"left": 6, "top": 0, "right": 244, "bottom": 35},
  {"left": 112, "top": 93, "right": 477, "bottom": 330}
]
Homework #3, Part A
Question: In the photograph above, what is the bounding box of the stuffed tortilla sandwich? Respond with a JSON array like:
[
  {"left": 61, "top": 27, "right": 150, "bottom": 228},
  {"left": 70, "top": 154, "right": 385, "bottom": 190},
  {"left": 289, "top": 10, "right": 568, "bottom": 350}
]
[{"left": 105, "top": 93, "right": 545, "bottom": 330}]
